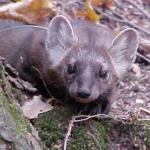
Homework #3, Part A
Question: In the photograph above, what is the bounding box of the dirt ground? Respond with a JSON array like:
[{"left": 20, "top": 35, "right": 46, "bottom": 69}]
[{"left": 112, "top": 64, "right": 150, "bottom": 120}]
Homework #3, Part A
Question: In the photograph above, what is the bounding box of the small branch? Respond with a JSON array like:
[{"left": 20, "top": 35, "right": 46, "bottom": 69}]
[
  {"left": 73, "top": 114, "right": 110, "bottom": 122},
  {"left": 94, "top": 1, "right": 150, "bottom": 37},
  {"left": 140, "top": 107, "right": 150, "bottom": 115},
  {"left": 102, "top": 9, "right": 150, "bottom": 36},
  {"left": 31, "top": 66, "right": 62, "bottom": 104},
  {"left": 126, "top": 0, "right": 150, "bottom": 19},
  {"left": 137, "top": 52, "right": 150, "bottom": 64},
  {"left": 31, "top": 66, "right": 53, "bottom": 97},
  {"left": 138, "top": 118, "right": 150, "bottom": 121},
  {"left": 63, "top": 117, "right": 75, "bottom": 150},
  {"left": 87, "top": 131, "right": 102, "bottom": 150},
  {"left": 63, "top": 114, "right": 128, "bottom": 150}
]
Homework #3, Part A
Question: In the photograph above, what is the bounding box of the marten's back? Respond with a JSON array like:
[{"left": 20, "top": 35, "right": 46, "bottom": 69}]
[
  {"left": 0, "top": 19, "right": 48, "bottom": 70},
  {"left": 0, "top": 19, "right": 51, "bottom": 89}
]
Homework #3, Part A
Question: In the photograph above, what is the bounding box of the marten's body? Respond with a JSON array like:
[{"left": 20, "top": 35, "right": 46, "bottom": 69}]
[
  {"left": 0, "top": 21, "right": 57, "bottom": 97},
  {"left": 0, "top": 16, "right": 139, "bottom": 114}
]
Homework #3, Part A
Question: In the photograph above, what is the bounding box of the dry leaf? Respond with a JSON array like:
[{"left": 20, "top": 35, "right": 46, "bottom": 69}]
[
  {"left": 76, "top": 0, "right": 101, "bottom": 22},
  {"left": 131, "top": 64, "right": 141, "bottom": 78},
  {"left": 85, "top": 0, "right": 101, "bottom": 22},
  {"left": 140, "top": 38, "right": 150, "bottom": 53},
  {"left": 136, "top": 99, "right": 144, "bottom": 104},
  {"left": 0, "top": 0, "right": 56, "bottom": 24},
  {"left": 22, "top": 95, "right": 53, "bottom": 119}
]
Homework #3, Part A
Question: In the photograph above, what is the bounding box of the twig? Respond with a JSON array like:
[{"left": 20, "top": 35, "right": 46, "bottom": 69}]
[
  {"left": 94, "top": 1, "right": 150, "bottom": 36},
  {"left": 138, "top": 118, "right": 150, "bottom": 121},
  {"left": 87, "top": 131, "right": 102, "bottom": 150},
  {"left": 73, "top": 114, "right": 110, "bottom": 122},
  {"left": 63, "top": 117, "right": 75, "bottom": 150},
  {"left": 137, "top": 52, "right": 150, "bottom": 64},
  {"left": 101, "top": 9, "right": 150, "bottom": 36},
  {"left": 31, "top": 66, "right": 53, "bottom": 98},
  {"left": 140, "top": 107, "right": 150, "bottom": 115},
  {"left": 0, "top": 25, "right": 47, "bottom": 34},
  {"left": 63, "top": 114, "right": 127, "bottom": 150},
  {"left": 126, "top": 0, "right": 150, "bottom": 19},
  {"left": 31, "top": 66, "right": 61, "bottom": 105}
]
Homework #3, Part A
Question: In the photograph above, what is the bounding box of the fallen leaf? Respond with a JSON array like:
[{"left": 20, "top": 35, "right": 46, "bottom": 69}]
[
  {"left": 140, "top": 38, "right": 150, "bottom": 53},
  {"left": 85, "top": 0, "right": 101, "bottom": 22},
  {"left": 136, "top": 99, "right": 144, "bottom": 104},
  {"left": 0, "top": 0, "right": 57, "bottom": 24},
  {"left": 131, "top": 64, "right": 141, "bottom": 78},
  {"left": 76, "top": 0, "right": 101, "bottom": 22},
  {"left": 22, "top": 95, "right": 53, "bottom": 119}
]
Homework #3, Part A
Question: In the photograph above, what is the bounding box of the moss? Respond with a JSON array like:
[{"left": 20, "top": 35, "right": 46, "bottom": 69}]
[
  {"left": 0, "top": 63, "right": 31, "bottom": 134},
  {"left": 99, "top": 119, "right": 150, "bottom": 149},
  {"left": 35, "top": 106, "right": 110, "bottom": 150},
  {"left": 37, "top": 113, "right": 150, "bottom": 150},
  {"left": 67, "top": 121, "right": 109, "bottom": 150},
  {"left": 35, "top": 106, "right": 73, "bottom": 149},
  {"left": 138, "top": 120, "right": 150, "bottom": 147},
  {"left": 92, "top": 120, "right": 110, "bottom": 149},
  {"left": 0, "top": 89, "right": 31, "bottom": 134}
]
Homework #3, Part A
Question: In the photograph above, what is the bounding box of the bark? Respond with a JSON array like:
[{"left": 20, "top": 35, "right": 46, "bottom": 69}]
[{"left": 0, "top": 58, "right": 48, "bottom": 150}]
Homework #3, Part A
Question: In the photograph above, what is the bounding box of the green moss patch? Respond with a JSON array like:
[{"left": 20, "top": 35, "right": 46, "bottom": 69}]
[{"left": 35, "top": 106, "right": 110, "bottom": 150}]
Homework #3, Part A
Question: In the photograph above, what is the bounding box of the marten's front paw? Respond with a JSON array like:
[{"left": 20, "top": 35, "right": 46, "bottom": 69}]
[{"left": 77, "top": 100, "right": 111, "bottom": 115}]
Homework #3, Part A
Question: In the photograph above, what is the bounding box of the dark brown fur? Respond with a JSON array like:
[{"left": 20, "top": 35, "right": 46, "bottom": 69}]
[{"left": 0, "top": 16, "right": 139, "bottom": 114}]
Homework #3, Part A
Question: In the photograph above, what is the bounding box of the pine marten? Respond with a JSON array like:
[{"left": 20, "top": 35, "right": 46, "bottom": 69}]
[{"left": 0, "top": 16, "right": 139, "bottom": 114}]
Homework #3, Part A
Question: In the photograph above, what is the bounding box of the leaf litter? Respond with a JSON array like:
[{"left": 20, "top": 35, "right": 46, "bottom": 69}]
[{"left": 0, "top": 0, "right": 150, "bottom": 149}]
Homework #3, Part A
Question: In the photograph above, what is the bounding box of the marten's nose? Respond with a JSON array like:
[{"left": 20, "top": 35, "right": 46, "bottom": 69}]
[{"left": 77, "top": 89, "right": 90, "bottom": 99}]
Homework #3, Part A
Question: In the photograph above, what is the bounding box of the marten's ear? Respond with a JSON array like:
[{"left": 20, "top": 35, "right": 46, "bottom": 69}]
[
  {"left": 109, "top": 28, "right": 139, "bottom": 78},
  {"left": 46, "top": 15, "right": 75, "bottom": 65}
]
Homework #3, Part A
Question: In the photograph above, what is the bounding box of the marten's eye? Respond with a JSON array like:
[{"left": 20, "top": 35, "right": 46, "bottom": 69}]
[
  {"left": 67, "top": 64, "right": 76, "bottom": 74},
  {"left": 99, "top": 70, "right": 107, "bottom": 78}
]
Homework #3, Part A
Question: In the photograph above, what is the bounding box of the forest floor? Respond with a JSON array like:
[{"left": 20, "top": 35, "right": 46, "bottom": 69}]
[{"left": 0, "top": 0, "right": 150, "bottom": 149}]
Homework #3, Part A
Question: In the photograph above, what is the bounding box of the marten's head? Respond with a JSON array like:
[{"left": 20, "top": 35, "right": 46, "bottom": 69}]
[{"left": 46, "top": 16, "right": 139, "bottom": 112}]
